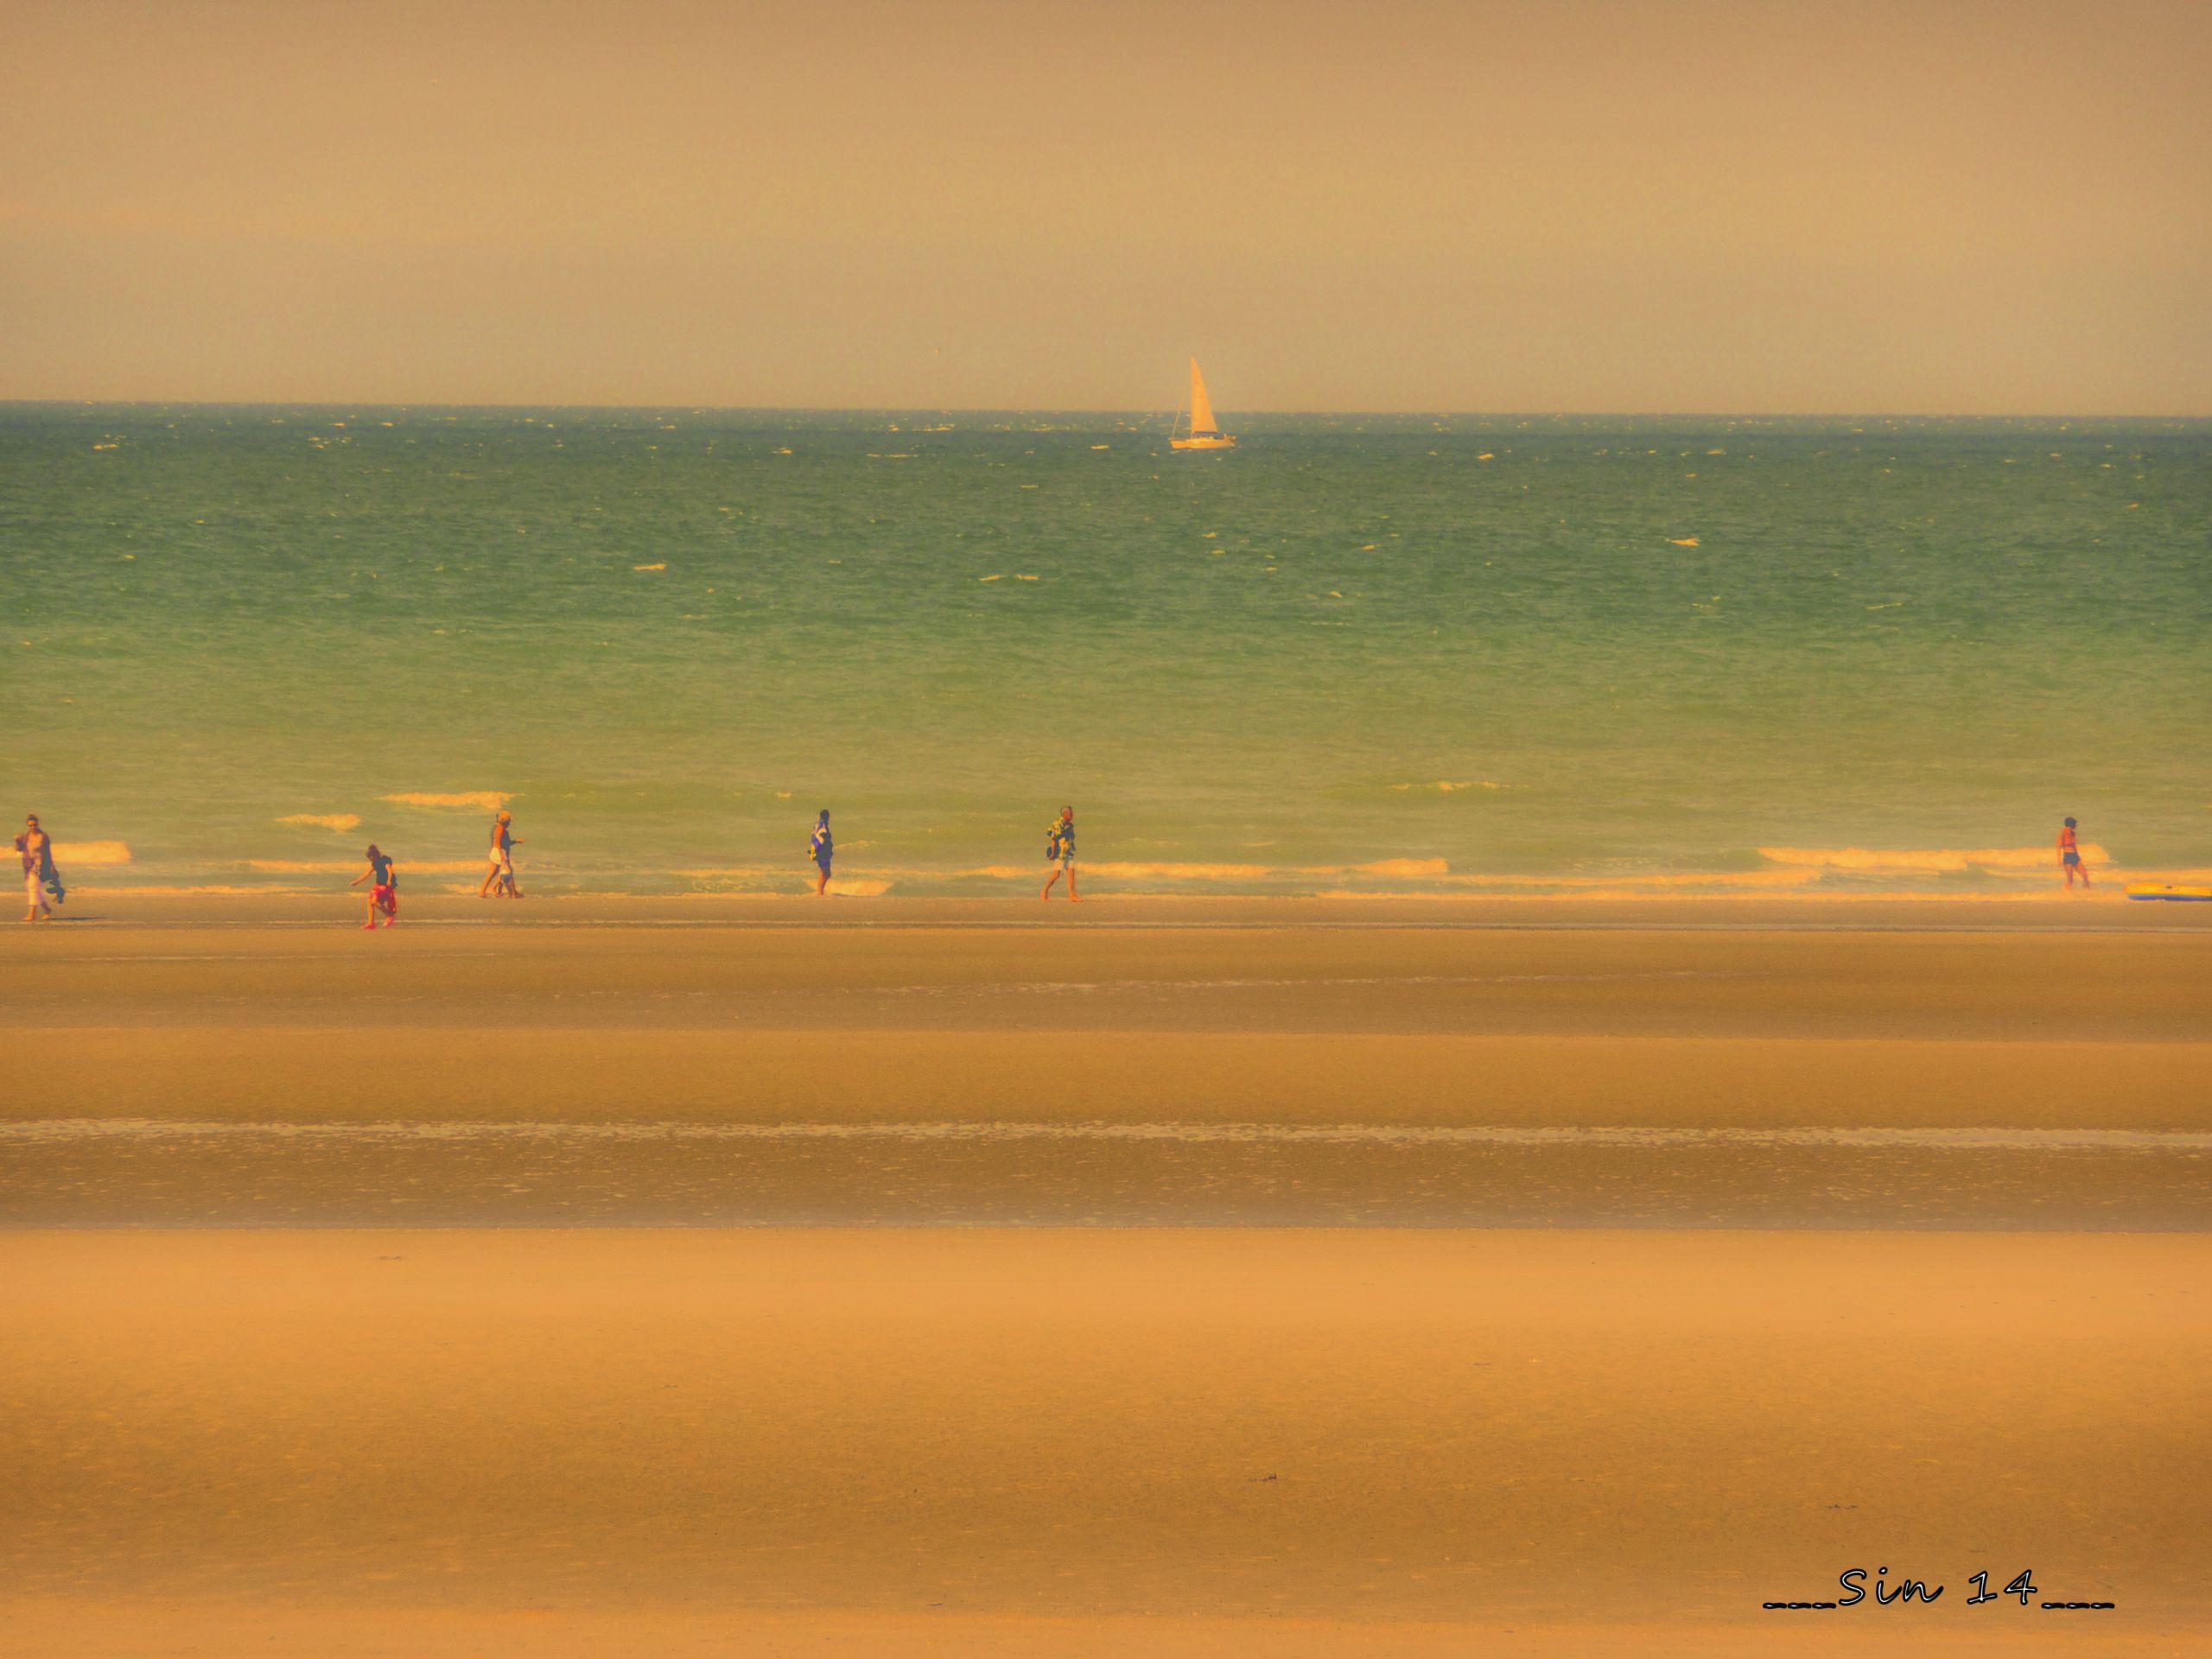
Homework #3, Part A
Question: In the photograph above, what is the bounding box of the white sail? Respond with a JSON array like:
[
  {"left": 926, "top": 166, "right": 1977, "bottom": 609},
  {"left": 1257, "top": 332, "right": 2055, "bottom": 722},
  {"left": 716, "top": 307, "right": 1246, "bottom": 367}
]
[{"left": 1187, "top": 359, "right": 1218, "bottom": 435}]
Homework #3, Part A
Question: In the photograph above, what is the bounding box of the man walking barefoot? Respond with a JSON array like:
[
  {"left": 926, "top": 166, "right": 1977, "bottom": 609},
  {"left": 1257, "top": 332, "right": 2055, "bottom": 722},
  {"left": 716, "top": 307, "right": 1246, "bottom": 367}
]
[
  {"left": 479, "top": 810, "right": 523, "bottom": 899},
  {"left": 1041, "top": 805, "right": 1078, "bottom": 902}
]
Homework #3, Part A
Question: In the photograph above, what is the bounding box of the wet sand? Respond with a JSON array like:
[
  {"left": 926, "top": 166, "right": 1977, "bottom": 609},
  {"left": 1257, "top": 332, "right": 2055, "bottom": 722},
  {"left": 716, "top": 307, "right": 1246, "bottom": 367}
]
[
  {"left": 4, "top": 899, "right": 2207, "bottom": 1227},
  {"left": 3, "top": 899, "right": 2207, "bottom": 1651}
]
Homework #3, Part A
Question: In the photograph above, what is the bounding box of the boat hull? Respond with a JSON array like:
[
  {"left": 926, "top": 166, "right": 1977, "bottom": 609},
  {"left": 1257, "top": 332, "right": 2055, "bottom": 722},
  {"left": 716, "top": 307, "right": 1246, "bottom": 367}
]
[{"left": 1170, "top": 435, "right": 1236, "bottom": 451}]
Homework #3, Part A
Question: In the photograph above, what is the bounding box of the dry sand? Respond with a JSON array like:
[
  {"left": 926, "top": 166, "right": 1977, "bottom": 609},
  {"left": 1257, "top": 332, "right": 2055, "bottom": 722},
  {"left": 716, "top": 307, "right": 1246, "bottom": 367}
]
[
  {"left": 2, "top": 1229, "right": 2206, "bottom": 1652},
  {"left": 3, "top": 899, "right": 2207, "bottom": 1652}
]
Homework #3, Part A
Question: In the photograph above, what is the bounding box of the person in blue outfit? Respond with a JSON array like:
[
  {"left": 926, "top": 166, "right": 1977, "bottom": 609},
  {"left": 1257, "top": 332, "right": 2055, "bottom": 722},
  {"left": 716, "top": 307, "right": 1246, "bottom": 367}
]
[
  {"left": 810, "top": 810, "right": 834, "bottom": 896},
  {"left": 349, "top": 844, "right": 399, "bottom": 929}
]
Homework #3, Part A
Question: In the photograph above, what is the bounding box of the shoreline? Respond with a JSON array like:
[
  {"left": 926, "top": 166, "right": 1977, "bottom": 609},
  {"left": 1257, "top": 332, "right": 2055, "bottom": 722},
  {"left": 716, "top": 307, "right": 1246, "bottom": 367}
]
[{"left": 20, "top": 889, "right": 2211, "bottom": 933}]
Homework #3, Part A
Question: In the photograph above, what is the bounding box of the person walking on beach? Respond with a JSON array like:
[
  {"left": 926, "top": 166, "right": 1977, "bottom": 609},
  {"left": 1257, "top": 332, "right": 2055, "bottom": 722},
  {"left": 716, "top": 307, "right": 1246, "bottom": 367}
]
[
  {"left": 809, "top": 810, "right": 834, "bottom": 896},
  {"left": 350, "top": 843, "right": 399, "bottom": 928},
  {"left": 1041, "top": 805, "right": 1078, "bottom": 902},
  {"left": 479, "top": 810, "right": 523, "bottom": 899},
  {"left": 16, "top": 814, "right": 59, "bottom": 923},
  {"left": 2058, "top": 817, "right": 2091, "bottom": 889}
]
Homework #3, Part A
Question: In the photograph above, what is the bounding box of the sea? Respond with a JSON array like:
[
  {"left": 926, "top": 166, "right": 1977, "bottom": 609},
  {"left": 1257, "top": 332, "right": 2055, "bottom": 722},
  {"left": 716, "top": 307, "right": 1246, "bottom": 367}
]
[{"left": 4, "top": 406, "right": 2206, "bottom": 897}]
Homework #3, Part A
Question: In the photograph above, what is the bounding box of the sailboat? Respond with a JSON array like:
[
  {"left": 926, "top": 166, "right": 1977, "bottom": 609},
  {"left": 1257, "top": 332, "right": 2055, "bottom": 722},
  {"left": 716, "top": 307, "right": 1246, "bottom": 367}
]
[{"left": 1170, "top": 358, "right": 1236, "bottom": 451}]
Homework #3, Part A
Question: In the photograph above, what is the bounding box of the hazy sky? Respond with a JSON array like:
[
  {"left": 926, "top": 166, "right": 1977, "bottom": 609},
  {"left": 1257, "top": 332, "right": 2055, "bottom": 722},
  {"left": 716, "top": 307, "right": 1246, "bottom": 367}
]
[{"left": 3, "top": 0, "right": 2207, "bottom": 411}]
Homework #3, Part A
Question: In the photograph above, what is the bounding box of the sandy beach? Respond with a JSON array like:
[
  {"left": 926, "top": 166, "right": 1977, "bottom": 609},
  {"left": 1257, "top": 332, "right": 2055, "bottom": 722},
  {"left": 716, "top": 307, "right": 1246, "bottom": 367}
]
[
  {"left": 3, "top": 898, "right": 2208, "bottom": 1652},
  {"left": 6, "top": 895, "right": 2208, "bottom": 1229},
  {"left": 3, "top": 1228, "right": 2206, "bottom": 1653},
  {"left": 15, "top": 5, "right": 2209, "bottom": 1653}
]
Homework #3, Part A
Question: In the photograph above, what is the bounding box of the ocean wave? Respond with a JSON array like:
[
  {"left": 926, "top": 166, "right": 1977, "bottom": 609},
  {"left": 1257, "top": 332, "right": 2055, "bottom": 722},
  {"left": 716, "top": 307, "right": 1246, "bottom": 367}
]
[
  {"left": 1083, "top": 861, "right": 1277, "bottom": 880},
  {"left": 683, "top": 861, "right": 1455, "bottom": 887},
  {"left": 278, "top": 813, "right": 359, "bottom": 831},
  {"left": 1328, "top": 858, "right": 1451, "bottom": 879},
  {"left": 681, "top": 868, "right": 896, "bottom": 897},
  {"left": 247, "top": 859, "right": 483, "bottom": 874},
  {"left": 1441, "top": 868, "right": 1818, "bottom": 890},
  {"left": 75, "top": 883, "right": 307, "bottom": 895},
  {"left": 382, "top": 791, "right": 510, "bottom": 811},
  {"left": 53, "top": 840, "right": 131, "bottom": 865},
  {"left": 1760, "top": 843, "right": 2109, "bottom": 874}
]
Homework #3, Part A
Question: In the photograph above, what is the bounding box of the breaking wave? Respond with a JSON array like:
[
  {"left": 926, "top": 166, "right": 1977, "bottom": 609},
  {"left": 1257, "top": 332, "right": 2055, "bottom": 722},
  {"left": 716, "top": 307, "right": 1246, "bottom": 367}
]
[
  {"left": 382, "top": 791, "right": 511, "bottom": 811},
  {"left": 53, "top": 840, "right": 131, "bottom": 865},
  {"left": 1761, "top": 843, "right": 2108, "bottom": 874}
]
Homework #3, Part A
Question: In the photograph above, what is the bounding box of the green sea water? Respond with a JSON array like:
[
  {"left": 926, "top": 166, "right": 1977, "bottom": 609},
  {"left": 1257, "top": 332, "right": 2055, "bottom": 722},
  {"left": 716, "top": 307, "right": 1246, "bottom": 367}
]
[{"left": 4, "top": 405, "right": 2206, "bottom": 895}]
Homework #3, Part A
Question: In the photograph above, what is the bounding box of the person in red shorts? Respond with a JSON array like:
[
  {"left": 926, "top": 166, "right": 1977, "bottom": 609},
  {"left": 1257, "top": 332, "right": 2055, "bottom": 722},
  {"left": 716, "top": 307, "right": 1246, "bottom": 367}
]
[{"left": 349, "top": 843, "right": 400, "bottom": 928}]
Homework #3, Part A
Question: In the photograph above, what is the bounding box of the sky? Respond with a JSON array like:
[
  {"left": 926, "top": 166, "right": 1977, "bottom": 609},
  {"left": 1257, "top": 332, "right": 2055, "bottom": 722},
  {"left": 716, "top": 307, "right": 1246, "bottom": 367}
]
[{"left": 2, "top": 0, "right": 2208, "bottom": 412}]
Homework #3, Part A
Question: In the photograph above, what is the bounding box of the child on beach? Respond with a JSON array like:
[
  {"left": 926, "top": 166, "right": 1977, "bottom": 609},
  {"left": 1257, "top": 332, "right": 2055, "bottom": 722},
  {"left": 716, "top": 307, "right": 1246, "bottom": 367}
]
[
  {"left": 479, "top": 810, "right": 523, "bottom": 899},
  {"left": 16, "top": 814, "right": 58, "bottom": 923},
  {"left": 350, "top": 844, "right": 399, "bottom": 928},
  {"left": 810, "top": 810, "right": 833, "bottom": 895},
  {"left": 2058, "top": 817, "right": 2090, "bottom": 889},
  {"left": 1041, "top": 805, "right": 1078, "bottom": 902}
]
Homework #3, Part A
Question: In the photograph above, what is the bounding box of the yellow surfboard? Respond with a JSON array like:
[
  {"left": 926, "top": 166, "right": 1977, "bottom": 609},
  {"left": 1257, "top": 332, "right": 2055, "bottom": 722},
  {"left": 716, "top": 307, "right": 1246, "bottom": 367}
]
[{"left": 2126, "top": 883, "right": 2212, "bottom": 902}]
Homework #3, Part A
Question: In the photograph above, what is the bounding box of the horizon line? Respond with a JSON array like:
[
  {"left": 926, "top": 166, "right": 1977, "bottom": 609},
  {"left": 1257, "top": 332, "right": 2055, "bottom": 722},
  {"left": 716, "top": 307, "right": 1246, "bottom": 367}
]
[{"left": 3, "top": 398, "right": 2208, "bottom": 423}]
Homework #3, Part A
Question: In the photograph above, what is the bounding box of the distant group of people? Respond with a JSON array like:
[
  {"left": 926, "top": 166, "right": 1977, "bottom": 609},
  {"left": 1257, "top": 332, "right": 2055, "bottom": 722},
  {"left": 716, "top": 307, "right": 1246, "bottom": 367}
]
[
  {"left": 327, "top": 801, "right": 1078, "bottom": 927},
  {"left": 12, "top": 807, "right": 2107, "bottom": 923},
  {"left": 332, "top": 810, "right": 518, "bottom": 929},
  {"left": 810, "top": 804, "right": 1077, "bottom": 900}
]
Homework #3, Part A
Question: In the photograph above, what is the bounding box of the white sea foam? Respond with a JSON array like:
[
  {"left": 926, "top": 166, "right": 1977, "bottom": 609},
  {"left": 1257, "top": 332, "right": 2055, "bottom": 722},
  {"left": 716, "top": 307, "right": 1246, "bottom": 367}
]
[
  {"left": 383, "top": 791, "right": 511, "bottom": 811},
  {"left": 247, "top": 859, "right": 481, "bottom": 873},
  {"left": 52, "top": 840, "right": 131, "bottom": 865},
  {"left": 1760, "top": 843, "right": 2110, "bottom": 874}
]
